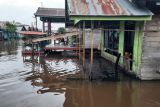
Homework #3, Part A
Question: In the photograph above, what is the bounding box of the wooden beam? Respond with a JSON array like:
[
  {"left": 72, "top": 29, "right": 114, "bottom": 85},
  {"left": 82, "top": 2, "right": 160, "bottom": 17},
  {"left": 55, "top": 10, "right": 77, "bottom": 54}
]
[
  {"left": 71, "top": 16, "right": 152, "bottom": 21},
  {"left": 32, "top": 31, "right": 79, "bottom": 43}
]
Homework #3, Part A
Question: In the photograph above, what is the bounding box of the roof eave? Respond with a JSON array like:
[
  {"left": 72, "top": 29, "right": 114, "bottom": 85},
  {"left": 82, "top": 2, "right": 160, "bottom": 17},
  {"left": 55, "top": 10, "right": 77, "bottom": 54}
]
[
  {"left": 35, "top": 15, "right": 65, "bottom": 18},
  {"left": 70, "top": 15, "right": 153, "bottom": 22}
]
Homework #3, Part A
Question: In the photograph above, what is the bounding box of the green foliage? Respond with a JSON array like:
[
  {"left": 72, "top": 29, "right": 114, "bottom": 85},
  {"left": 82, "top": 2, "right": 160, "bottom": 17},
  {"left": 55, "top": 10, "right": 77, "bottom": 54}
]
[
  {"left": 57, "top": 27, "right": 66, "bottom": 34},
  {"left": 5, "top": 22, "right": 17, "bottom": 33}
]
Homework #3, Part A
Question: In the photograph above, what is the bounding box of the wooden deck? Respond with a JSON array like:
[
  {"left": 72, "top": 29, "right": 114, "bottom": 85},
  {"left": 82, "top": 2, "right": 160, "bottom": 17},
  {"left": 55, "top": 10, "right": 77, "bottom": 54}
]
[
  {"left": 22, "top": 51, "right": 44, "bottom": 56},
  {"left": 45, "top": 45, "right": 81, "bottom": 51},
  {"left": 32, "top": 31, "right": 79, "bottom": 43}
]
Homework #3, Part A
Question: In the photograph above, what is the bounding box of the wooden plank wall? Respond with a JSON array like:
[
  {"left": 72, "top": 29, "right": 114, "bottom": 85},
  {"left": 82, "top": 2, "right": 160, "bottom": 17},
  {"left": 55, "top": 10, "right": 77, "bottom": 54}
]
[
  {"left": 85, "top": 29, "right": 101, "bottom": 49},
  {"left": 141, "top": 15, "right": 160, "bottom": 80}
]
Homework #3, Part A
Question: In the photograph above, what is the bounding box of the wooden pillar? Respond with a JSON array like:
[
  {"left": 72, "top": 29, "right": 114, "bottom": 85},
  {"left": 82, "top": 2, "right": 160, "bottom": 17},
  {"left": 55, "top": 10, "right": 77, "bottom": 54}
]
[
  {"left": 133, "top": 21, "right": 144, "bottom": 73},
  {"left": 42, "top": 22, "right": 45, "bottom": 32},
  {"left": 83, "top": 21, "right": 86, "bottom": 66},
  {"left": 90, "top": 21, "right": 94, "bottom": 65},
  {"left": 118, "top": 21, "right": 125, "bottom": 64},
  {"left": 76, "top": 31, "right": 78, "bottom": 57},
  {"left": 35, "top": 16, "right": 38, "bottom": 30},
  {"left": 48, "top": 21, "right": 51, "bottom": 36},
  {"left": 32, "top": 43, "right": 35, "bottom": 56},
  {"left": 89, "top": 21, "right": 94, "bottom": 80},
  {"left": 79, "top": 24, "right": 81, "bottom": 60}
]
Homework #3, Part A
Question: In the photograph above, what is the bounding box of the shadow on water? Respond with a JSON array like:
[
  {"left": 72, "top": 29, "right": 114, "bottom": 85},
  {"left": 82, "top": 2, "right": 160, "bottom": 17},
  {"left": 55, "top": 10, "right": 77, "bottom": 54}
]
[
  {"left": 23, "top": 50, "right": 128, "bottom": 82},
  {"left": 0, "top": 41, "right": 160, "bottom": 107}
]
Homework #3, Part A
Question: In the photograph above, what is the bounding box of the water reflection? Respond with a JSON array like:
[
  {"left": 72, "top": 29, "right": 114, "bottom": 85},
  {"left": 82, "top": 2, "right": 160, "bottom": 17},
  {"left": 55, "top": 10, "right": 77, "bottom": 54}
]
[
  {"left": 22, "top": 54, "right": 160, "bottom": 107},
  {"left": 0, "top": 41, "right": 160, "bottom": 107},
  {"left": 0, "top": 41, "right": 19, "bottom": 55}
]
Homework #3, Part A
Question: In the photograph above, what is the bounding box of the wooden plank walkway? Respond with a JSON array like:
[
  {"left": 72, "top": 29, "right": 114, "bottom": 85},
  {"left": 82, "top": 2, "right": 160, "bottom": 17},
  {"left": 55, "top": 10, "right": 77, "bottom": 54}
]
[
  {"left": 22, "top": 51, "right": 44, "bottom": 56},
  {"left": 45, "top": 45, "right": 81, "bottom": 51},
  {"left": 32, "top": 31, "right": 80, "bottom": 43}
]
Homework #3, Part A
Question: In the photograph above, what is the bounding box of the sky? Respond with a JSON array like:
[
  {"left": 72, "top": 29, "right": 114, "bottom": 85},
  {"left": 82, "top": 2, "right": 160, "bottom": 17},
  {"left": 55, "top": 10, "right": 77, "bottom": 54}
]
[{"left": 0, "top": 0, "right": 65, "bottom": 30}]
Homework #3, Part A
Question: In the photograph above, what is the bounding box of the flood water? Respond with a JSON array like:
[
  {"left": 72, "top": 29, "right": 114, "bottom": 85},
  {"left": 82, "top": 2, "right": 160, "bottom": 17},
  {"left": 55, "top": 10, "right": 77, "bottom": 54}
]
[{"left": 0, "top": 41, "right": 160, "bottom": 107}]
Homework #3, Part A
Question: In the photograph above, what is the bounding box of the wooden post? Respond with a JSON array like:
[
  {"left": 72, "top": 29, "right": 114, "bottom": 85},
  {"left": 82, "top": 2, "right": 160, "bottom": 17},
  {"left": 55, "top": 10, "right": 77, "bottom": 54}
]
[
  {"left": 48, "top": 21, "right": 51, "bottom": 36},
  {"left": 83, "top": 21, "right": 86, "bottom": 66},
  {"left": 42, "top": 22, "right": 45, "bottom": 33},
  {"left": 76, "top": 32, "right": 78, "bottom": 57},
  {"left": 32, "top": 43, "right": 35, "bottom": 56},
  {"left": 35, "top": 16, "right": 38, "bottom": 30},
  {"left": 115, "top": 53, "right": 121, "bottom": 80},
  {"left": 79, "top": 24, "right": 81, "bottom": 61},
  {"left": 90, "top": 21, "right": 94, "bottom": 65},
  {"left": 89, "top": 21, "right": 94, "bottom": 80}
]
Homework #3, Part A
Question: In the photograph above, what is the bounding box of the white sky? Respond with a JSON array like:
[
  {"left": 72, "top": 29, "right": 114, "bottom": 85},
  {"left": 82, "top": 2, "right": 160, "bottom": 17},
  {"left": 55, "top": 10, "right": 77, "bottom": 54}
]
[{"left": 0, "top": 0, "right": 65, "bottom": 30}]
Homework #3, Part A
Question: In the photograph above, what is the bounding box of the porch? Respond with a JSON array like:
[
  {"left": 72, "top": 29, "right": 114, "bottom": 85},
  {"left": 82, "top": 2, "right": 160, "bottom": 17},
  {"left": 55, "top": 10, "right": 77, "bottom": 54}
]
[{"left": 65, "top": 0, "right": 153, "bottom": 79}]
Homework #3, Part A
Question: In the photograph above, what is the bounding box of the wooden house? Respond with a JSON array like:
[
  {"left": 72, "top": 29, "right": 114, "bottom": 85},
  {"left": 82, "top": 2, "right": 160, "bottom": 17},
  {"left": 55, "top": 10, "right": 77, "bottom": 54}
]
[
  {"left": 34, "top": 7, "right": 66, "bottom": 35},
  {"left": 34, "top": 7, "right": 101, "bottom": 49},
  {"left": 132, "top": 0, "right": 160, "bottom": 79},
  {"left": 65, "top": 0, "right": 160, "bottom": 80}
]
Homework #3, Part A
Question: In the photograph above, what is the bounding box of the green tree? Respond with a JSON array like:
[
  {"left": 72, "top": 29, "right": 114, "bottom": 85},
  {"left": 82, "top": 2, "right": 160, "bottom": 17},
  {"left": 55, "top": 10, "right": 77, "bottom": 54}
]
[
  {"left": 5, "top": 22, "right": 17, "bottom": 33},
  {"left": 57, "top": 27, "right": 66, "bottom": 34}
]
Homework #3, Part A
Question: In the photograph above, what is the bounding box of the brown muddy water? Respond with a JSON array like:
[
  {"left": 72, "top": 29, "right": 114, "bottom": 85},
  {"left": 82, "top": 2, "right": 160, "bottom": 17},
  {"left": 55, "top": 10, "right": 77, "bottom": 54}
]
[{"left": 0, "top": 41, "right": 160, "bottom": 107}]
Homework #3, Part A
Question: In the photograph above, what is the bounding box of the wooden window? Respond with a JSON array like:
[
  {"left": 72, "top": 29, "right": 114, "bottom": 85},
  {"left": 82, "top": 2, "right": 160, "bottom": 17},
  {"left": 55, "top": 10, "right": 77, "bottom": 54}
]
[{"left": 103, "top": 21, "right": 120, "bottom": 56}]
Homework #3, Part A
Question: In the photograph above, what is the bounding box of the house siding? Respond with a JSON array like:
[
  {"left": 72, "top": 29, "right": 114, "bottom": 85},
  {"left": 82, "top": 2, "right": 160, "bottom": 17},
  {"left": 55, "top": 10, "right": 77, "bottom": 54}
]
[{"left": 141, "top": 15, "right": 160, "bottom": 80}]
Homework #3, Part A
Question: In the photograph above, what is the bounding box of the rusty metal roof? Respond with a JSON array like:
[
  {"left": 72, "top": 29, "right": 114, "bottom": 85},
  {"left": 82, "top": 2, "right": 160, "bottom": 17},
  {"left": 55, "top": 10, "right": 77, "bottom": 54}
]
[
  {"left": 67, "top": 0, "right": 153, "bottom": 16},
  {"left": 35, "top": 7, "right": 65, "bottom": 17},
  {"left": 18, "top": 31, "right": 46, "bottom": 36}
]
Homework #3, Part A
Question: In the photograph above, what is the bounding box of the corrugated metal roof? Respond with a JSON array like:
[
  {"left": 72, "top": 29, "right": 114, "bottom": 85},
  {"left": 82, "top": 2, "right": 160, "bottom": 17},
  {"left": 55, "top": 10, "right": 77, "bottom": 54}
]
[
  {"left": 67, "top": 0, "right": 153, "bottom": 16},
  {"left": 18, "top": 31, "right": 46, "bottom": 36},
  {"left": 35, "top": 7, "right": 65, "bottom": 17}
]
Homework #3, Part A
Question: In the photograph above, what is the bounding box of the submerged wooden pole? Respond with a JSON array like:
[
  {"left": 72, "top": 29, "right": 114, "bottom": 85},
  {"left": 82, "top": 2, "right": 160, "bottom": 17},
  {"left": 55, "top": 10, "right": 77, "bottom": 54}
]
[
  {"left": 89, "top": 21, "right": 94, "bottom": 80},
  {"left": 76, "top": 33, "right": 78, "bottom": 57},
  {"left": 83, "top": 21, "right": 86, "bottom": 66},
  {"left": 79, "top": 24, "right": 81, "bottom": 61},
  {"left": 32, "top": 43, "right": 35, "bottom": 56},
  {"left": 90, "top": 21, "right": 94, "bottom": 65},
  {"left": 115, "top": 53, "right": 121, "bottom": 80}
]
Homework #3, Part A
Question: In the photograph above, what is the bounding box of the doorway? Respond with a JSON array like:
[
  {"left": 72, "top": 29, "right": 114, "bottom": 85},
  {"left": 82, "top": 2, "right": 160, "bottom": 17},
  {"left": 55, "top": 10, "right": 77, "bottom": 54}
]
[{"left": 124, "top": 21, "right": 136, "bottom": 71}]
